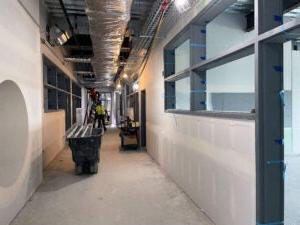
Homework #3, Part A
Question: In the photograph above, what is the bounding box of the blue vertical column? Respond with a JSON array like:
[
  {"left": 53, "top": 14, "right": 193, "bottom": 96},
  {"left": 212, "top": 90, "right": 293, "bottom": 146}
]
[
  {"left": 165, "top": 81, "right": 176, "bottom": 110},
  {"left": 255, "top": 0, "right": 284, "bottom": 224},
  {"left": 190, "top": 24, "right": 206, "bottom": 111}
]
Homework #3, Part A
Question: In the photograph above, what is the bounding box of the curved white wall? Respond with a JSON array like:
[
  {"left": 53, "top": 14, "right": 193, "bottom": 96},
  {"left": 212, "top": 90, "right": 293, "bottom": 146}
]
[
  {"left": 0, "top": 81, "right": 29, "bottom": 187},
  {"left": 0, "top": 1, "right": 42, "bottom": 224}
]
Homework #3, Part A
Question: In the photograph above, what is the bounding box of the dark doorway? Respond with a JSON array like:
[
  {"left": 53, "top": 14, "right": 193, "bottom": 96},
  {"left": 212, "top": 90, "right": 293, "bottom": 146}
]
[{"left": 140, "top": 90, "right": 146, "bottom": 148}]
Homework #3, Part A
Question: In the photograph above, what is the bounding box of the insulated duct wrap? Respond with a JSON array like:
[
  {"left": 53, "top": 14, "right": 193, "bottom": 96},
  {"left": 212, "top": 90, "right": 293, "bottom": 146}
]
[{"left": 86, "top": 0, "right": 132, "bottom": 79}]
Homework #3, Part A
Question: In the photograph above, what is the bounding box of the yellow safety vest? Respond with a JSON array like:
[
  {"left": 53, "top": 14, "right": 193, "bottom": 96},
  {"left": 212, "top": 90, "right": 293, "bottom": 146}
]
[{"left": 96, "top": 105, "right": 105, "bottom": 115}]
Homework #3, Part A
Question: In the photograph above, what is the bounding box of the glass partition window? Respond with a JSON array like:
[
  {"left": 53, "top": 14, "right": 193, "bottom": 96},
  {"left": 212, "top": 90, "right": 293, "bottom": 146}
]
[
  {"left": 283, "top": 40, "right": 300, "bottom": 225},
  {"left": 43, "top": 57, "right": 82, "bottom": 130},
  {"left": 164, "top": 1, "right": 257, "bottom": 114},
  {"left": 206, "top": 11, "right": 255, "bottom": 58},
  {"left": 175, "top": 39, "right": 190, "bottom": 73},
  {"left": 175, "top": 76, "right": 190, "bottom": 110},
  {"left": 163, "top": 0, "right": 300, "bottom": 223},
  {"left": 206, "top": 55, "right": 255, "bottom": 112}
]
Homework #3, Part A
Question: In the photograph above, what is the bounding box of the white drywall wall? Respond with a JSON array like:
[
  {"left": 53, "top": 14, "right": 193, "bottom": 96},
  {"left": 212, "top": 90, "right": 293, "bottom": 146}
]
[
  {"left": 139, "top": 5, "right": 256, "bottom": 225},
  {"left": 0, "top": 1, "right": 43, "bottom": 224}
]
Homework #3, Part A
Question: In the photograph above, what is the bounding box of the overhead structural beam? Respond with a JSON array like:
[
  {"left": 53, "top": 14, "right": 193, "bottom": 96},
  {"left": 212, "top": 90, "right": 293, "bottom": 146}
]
[
  {"left": 76, "top": 71, "right": 95, "bottom": 75},
  {"left": 58, "top": 0, "right": 75, "bottom": 35},
  {"left": 65, "top": 57, "right": 92, "bottom": 63},
  {"left": 58, "top": 0, "right": 80, "bottom": 46}
]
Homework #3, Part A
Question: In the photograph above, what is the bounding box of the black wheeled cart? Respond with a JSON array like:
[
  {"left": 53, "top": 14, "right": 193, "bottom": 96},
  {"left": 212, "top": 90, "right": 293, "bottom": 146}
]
[{"left": 67, "top": 125, "right": 103, "bottom": 175}]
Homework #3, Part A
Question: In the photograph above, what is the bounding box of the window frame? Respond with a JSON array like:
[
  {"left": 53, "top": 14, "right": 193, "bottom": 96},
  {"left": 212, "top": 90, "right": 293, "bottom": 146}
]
[
  {"left": 163, "top": 1, "right": 255, "bottom": 120},
  {"left": 163, "top": 0, "right": 300, "bottom": 224},
  {"left": 43, "top": 56, "right": 82, "bottom": 130}
]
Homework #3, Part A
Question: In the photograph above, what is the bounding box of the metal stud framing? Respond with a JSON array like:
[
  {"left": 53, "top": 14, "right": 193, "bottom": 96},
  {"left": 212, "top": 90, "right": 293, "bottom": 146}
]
[
  {"left": 255, "top": 1, "right": 285, "bottom": 224},
  {"left": 163, "top": 0, "right": 300, "bottom": 224}
]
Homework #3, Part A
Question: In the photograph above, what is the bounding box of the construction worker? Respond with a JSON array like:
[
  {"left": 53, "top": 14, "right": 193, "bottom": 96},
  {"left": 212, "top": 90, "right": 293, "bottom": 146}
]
[
  {"left": 94, "top": 101, "right": 107, "bottom": 131},
  {"left": 89, "top": 88, "right": 97, "bottom": 103}
]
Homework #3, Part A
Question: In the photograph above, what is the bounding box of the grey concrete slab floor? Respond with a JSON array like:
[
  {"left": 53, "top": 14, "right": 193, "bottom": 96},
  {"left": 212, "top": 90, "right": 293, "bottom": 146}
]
[{"left": 11, "top": 128, "right": 214, "bottom": 225}]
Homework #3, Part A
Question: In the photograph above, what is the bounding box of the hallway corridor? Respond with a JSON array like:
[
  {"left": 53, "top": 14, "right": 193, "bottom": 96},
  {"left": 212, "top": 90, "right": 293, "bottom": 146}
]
[{"left": 11, "top": 129, "right": 214, "bottom": 225}]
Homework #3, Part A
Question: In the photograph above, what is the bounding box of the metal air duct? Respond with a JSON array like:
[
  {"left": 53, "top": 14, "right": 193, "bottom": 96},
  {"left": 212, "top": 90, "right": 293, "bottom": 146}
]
[{"left": 85, "top": 0, "right": 133, "bottom": 81}]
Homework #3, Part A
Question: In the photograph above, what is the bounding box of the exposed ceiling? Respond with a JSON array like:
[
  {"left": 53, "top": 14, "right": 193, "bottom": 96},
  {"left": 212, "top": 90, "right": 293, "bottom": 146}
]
[
  {"left": 43, "top": 0, "right": 156, "bottom": 89},
  {"left": 43, "top": 0, "right": 300, "bottom": 90}
]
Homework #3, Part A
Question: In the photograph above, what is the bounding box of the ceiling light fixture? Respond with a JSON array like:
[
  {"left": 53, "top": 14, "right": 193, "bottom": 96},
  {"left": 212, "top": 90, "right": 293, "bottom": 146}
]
[
  {"left": 116, "top": 83, "right": 122, "bottom": 89},
  {"left": 57, "top": 31, "right": 70, "bottom": 46},
  {"left": 174, "top": 0, "right": 190, "bottom": 13},
  {"left": 132, "top": 82, "right": 139, "bottom": 91}
]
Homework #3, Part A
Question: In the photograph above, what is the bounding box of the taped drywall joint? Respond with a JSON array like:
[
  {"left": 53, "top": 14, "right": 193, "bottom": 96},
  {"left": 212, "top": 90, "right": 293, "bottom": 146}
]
[{"left": 173, "top": 114, "right": 178, "bottom": 128}]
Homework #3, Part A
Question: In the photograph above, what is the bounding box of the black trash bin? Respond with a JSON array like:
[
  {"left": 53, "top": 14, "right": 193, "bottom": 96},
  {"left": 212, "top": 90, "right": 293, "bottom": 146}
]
[{"left": 67, "top": 125, "right": 103, "bottom": 175}]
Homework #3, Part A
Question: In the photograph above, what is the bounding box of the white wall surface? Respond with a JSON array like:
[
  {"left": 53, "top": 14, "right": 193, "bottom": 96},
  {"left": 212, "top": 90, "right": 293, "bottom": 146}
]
[
  {"left": 0, "top": 1, "right": 43, "bottom": 224},
  {"left": 139, "top": 4, "right": 256, "bottom": 225}
]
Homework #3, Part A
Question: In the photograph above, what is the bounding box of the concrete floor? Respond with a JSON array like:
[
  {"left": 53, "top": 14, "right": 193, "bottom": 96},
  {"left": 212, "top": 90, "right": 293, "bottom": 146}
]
[{"left": 11, "top": 129, "right": 214, "bottom": 225}]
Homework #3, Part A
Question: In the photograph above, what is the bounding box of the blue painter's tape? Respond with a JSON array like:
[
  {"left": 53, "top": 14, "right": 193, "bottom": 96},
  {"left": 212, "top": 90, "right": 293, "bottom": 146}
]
[
  {"left": 200, "top": 80, "right": 206, "bottom": 85},
  {"left": 200, "top": 56, "right": 206, "bottom": 60},
  {"left": 201, "top": 29, "right": 206, "bottom": 34},
  {"left": 273, "top": 15, "right": 283, "bottom": 24},
  {"left": 200, "top": 101, "right": 206, "bottom": 105},
  {"left": 273, "top": 65, "right": 283, "bottom": 73},
  {"left": 274, "top": 138, "right": 284, "bottom": 145}
]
